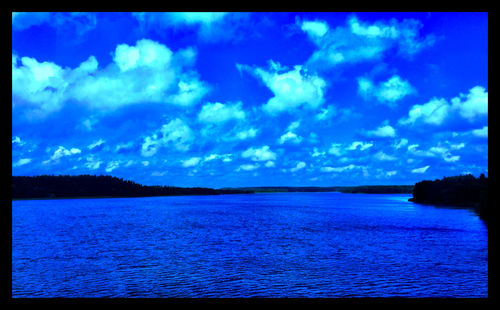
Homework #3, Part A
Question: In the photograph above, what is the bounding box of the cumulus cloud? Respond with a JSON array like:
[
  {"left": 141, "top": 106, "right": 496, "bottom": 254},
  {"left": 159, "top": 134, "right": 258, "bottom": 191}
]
[
  {"left": 364, "top": 122, "right": 396, "bottom": 138},
  {"left": 358, "top": 75, "right": 415, "bottom": 105},
  {"left": 242, "top": 145, "right": 277, "bottom": 162},
  {"left": 12, "top": 39, "right": 210, "bottom": 119},
  {"left": 278, "top": 131, "right": 303, "bottom": 145},
  {"left": 346, "top": 141, "right": 374, "bottom": 151},
  {"left": 105, "top": 160, "right": 120, "bottom": 172},
  {"left": 472, "top": 126, "right": 488, "bottom": 138},
  {"left": 290, "top": 161, "right": 307, "bottom": 172},
  {"left": 235, "top": 127, "right": 258, "bottom": 140},
  {"left": 301, "top": 15, "right": 435, "bottom": 70},
  {"left": 181, "top": 157, "right": 202, "bottom": 167},
  {"left": 198, "top": 101, "right": 246, "bottom": 123},
  {"left": 133, "top": 12, "right": 248, "bottom": 42},
  {"left": 141, "top": 118, "right": 193, "bottom": 157},
  {"left": 399, "top": 86, "right": 488, "bottom": 126},
  {"left": 237, "top": 61, "right": 326, "bottom": 115},
  {"left": 374, "top": 151, "right": 397, "bottom": 161},
  {"left": 43, "top": 146, "right": 81, "bottom": 164}
]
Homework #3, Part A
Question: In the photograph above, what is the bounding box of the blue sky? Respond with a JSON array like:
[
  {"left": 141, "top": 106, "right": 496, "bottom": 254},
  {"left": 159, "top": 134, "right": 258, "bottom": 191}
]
[{"left": 12, "top": 12, "right": 488, "bottom": 188}]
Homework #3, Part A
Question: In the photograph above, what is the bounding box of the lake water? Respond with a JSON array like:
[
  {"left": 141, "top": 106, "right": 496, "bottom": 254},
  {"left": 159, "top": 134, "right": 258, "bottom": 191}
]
[{"left": 12, "top": 192, "right": 488, "bottom": 298}]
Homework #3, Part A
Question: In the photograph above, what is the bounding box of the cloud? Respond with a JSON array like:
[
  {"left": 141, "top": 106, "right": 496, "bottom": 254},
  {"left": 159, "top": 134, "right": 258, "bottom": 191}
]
[
  {"left": 203, "top": 153, "right": 232, "bottom": 162},
  {"left": 12, "top": 12, "right": 97, "bottom": 36},
  {"left": 198, "top": 101, "right": 246, "bottom": 123},
  {"left": 321, "top": 164, "right": 364, "bottom": 173},
  {"left": 346, "top": 141, "right": 374, "bottom": 151},
  {"left": 141, "top": 118, "right": 193, "bottom": 157},
  {"left": 364, "top": 122, "right": 396, "bottom": 138},
  {"left": 43, "top": 146, "right": 81, "bottom": 164},
  {"left": 237, "top": 163, "right": 260, "bottom": 171},
  {"left": 85, "top": 156, "right": 102, "bottom": 170},
  {"left": 278, "top": 131, "right": 303, "bottom": 145},
  {"left": 181, "top": 157, "right": 202, "bottom": 168},
  {"left": 302, "top": 15, "right": 435, "bottom": 70},
  {"left": 472, "top": 126, "right": 488, "bottom": 138},
  {"left": 374, "top": 151, "right": 397, "bottom": 161},
  {"left": 12, "top": 136, "right": 25, "bottom": 146},
  {"left": 235, "top": 127, "right": 258, "bottom": 140},
  {"left": 392, "top": 138, "right": 408, "bottom": 149},
  {"left": 450, "top": 86, "right": 488, "bottom": 121},
  {"left": 132, "top": 12, "right": 251, "bottom": 42},
  {"left": 238, "top": 61, "right": 326, "bottom": 115},
  {"left": 242, "top": 145, "right": 277, "bottom": 161},
  {"left": 290, "top": 161, "right": 306, "bottom": 172},
  {"left": 299, "top": 19, "right": 329, "bottom": 39},
  {"left": 88, "top": 139, "right": 106, "bottom": 150},
  {"left": 105, "top": 160, "right": 120, "bottom": 172},
  {"left": 411, "top": 165, "right": 430, "bottom": 173},
  {"left": 399, "top": 86, "right": 487, "bottom": 126},
  {"left": 12, "top": 39, "right": 210, "bottom": 119},
  {"left": 13, "top": 158, "right": 32, "bottom": 167},
  {"left": 358, "top": 75, "right": 415, "bottom": 105}
]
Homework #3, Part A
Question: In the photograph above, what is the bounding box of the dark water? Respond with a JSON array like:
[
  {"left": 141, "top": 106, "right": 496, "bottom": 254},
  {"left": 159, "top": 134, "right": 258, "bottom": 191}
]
[{"left": 12, "top": 192, "right": 488, "bottom": 297}]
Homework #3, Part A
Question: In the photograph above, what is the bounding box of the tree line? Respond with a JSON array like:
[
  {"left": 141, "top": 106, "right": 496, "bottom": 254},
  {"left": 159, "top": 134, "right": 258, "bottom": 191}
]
[
  {"left": 11, "top": 174, "right": 253, "bottom": 199},
  {"left": 409, "top": 174, "right": 488, "bottom": 221}
]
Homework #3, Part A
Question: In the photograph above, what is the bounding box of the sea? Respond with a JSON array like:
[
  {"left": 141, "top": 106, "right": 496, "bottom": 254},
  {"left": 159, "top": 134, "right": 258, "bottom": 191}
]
[{"left": 12, "top": 192, "right": 488, "bottom": 297}]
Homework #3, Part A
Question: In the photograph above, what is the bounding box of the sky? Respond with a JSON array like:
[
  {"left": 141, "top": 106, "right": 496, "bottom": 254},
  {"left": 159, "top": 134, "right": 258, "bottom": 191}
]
[{"left": 12, "top": 12, "right": 488, "bottom": 188}]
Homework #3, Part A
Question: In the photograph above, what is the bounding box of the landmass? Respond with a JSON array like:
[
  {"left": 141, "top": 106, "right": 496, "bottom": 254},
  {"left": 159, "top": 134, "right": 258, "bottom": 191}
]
[
  {"left": 408, "top": 174, "right": 488, "bottom": 222},
  {"left": 12, "top": 175, "right": 414, "bottom": 200}
]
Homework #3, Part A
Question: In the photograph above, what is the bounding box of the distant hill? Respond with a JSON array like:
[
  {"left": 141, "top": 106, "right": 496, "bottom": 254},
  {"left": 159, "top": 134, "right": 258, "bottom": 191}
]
[
  {"left": 11, "top": 175, "right": 253, "bottom": 200},
  {"left": 409, "top": 174, "right": 488, "bottom": 222}
]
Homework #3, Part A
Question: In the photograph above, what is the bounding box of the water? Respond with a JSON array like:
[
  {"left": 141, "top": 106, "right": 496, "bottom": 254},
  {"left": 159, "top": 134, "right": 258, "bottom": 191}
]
[{"left": 12, "top": 192, "right": 488, "bottom": 297}]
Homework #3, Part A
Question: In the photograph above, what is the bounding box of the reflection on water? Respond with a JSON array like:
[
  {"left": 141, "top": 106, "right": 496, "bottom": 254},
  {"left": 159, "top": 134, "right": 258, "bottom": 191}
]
[{"left": 12, "top": 193, "right": 488, "bottom": 297}]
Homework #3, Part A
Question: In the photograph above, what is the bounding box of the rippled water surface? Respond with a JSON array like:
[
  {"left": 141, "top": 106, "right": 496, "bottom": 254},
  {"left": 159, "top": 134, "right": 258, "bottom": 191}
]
[{"left": 12, "top": 193, "right": 488, "bottom": 297}]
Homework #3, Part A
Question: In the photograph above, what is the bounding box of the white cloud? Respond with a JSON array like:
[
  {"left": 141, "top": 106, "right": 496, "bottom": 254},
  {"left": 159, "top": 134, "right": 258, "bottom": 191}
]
[
  {"left": 311, "top": 147, "right": 325, "bottom": 157},
  {"left": 181, "top": 157, "right": 202, "bottom": 167},
  {"left": 264, "top": 161, "right": 275, "bottom": 168},
  {"left": 198, "top": 101, "right": 245, "bottom": 123},
  {"left": 328, "top": 143, "right": 343, "bottom": 156},
  {"left": 236, "top": 127, "right": 258, "bottom": 140},
  {"left": 411, "top": 165, "right": 430, "bottom": 174},
  {"left": 238, "top": 62, "right": 326, "bottom": 115},
  {"left": 386, "top": 170, "right": 397, "bottom": 177},
  {"left": 203, "top": 153, "right": 232, "bottom": 162},
  {"left": 43, "top": 146, "right": 81, "bottom": 164},
  {"left": 472, "top": 126, "right": 488, "bottom": 138},
  {"left": 399, "top": 97, "right": 451, "bottom": 126},
  {"left": 242, "top": 145, "right": 277, "bottom": 162},
  {"left": 290, "top": 161, "right": 306, "bottom": 172},
  {"left": 237, "top": 163, "right": 260, "bottom": 171},
  {"left": 300, "top": 19, "right": 330, "bottom": 38},
  {"left": 346, "top": 141, "right": 374, "bottom": 151},
  {"left": 450, "top": 86, "right": 488, "bottom": 121},
  {"left": 141, "top": 118, "right": 193, "bottom": 156},
  {"left": 278, "top": 131, "right": 302, "bottom": 145},
  {"left": 13, "top": 39, "right": 210, "bottom": 119},
  {"left": 315, "top": 105, "right": 337, "bottom": 121},
  {"left": 392, "top": 138, "right": 408, "bottom": 149},
  {"left": 302, "top": 15, "right": 435, "bottom": 70},
  {"left": 321, "top": 164, "right": 364, "bottom": 173},
  {"left": 85, "top": 156, "right": 102, "bottom": 170},
  {"left": 374, "top": 151, "right": 397, "bottom": 161},
  {"left": 88, "top": 139, "right": 105, "bottom": 150},
  {"left": 12, "top": 136, "right": 25, "bottom": 146},
  {"left": 13, "top": 158, "right": 32, "bottom": 167},
  {"left": 365, "top": 122, "right": 396, "bottom": 138},
  {"left": 358, "top": 75, "right": 415, "bottom": 105},
  {"left": 105, "top": 160, "right": 120, "bottom": 172},
  {"left": 399, "top": 86, "right": 487, "bottom": 126}
]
